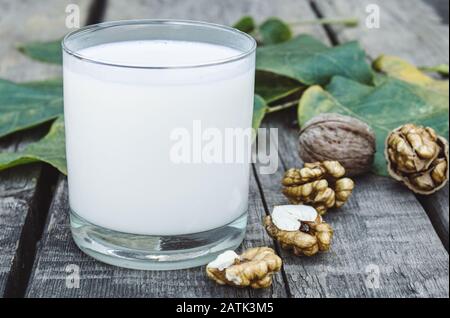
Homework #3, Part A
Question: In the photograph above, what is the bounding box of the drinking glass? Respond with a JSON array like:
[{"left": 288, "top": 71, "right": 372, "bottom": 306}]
[{"left": 62, "top": 20, "right": 256, "bottom": 270}]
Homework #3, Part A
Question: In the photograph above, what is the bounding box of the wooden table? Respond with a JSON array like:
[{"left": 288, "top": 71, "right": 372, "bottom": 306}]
[{"left": 0, "top": 0, "right": 448, "bottom": 298}]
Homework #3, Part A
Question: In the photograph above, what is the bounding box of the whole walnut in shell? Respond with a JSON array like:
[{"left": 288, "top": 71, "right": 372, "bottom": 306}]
[
  {"left": 386, "top": 124, "right": 449, "bottom": 195},
  {"left": 299, "top": 113, "right": 376, "bottom": 176}
]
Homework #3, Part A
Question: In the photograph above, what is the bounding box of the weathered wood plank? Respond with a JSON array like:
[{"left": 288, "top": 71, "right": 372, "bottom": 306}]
[
  {"left": 0, "top": 0, "right": 92, "bottom": 297},
  {"left": 313, "top": 0, "right": 449, "bottom": 250},
  {"left": 427, "top": 0, "right": 449, "bottom": 24},
  {"left": 0, "top": 160, "right": 42, "bottom": 297},
  {"left": 104, "top": 0, "right": 323, "bottom": 35},
  {"left": 418, "top": 187, "right": 449, "bottom": 250},
  {"left": 25, "top": 174, "right": 287, "bottom": 298},
  {"left": 257, "top": 110, "right": 449, "bottom": 298},
  {"left": 251, "top": 0, "right": 450, "bottom": 297},
  {"left": 312, "top": 0, "right": 449, "bottom": 65},
  {"left": 0, "top": 0, "right": 92, "bottom": 81},
  {"left": 426, "top": 0, "right": 449, "bottom": 24}
]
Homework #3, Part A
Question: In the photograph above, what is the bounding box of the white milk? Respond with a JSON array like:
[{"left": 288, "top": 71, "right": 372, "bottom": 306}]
[{"left": 63, "top": 40, "right": 255, "bottom": 236}]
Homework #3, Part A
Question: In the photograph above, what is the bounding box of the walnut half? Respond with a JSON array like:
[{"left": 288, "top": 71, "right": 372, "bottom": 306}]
[
  {"left": 264, "top": 205, "right": 333, "bottom": 256},
  {"left": 206, "top": 247, "right": 282, "bottom": 289},
  {"left": 282, "top": 161, "right": 355, "bottom": 215}
]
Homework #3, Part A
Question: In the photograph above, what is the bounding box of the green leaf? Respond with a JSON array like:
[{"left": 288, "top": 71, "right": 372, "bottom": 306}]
[
  {"left": 0, "top": 79, "right": 63, "bottom": 138},
  {"left": 259, "top": 18, "right": 292, "bottom": 45},
  {"left": 252, "top": 95, "right": 269, "bottom": 131},
  {"left": 256, "top": 35, "right": 374, "bottom": 86},
  {"left": 255, "top": 71, "right": 303, "bottom": 103},
  {"left": 21, "top": 78, "right": 64, "bottom": 94},
  {"left": 0, "top": 117, "right": 67, "bottom": 174},
  {"left": 233, "top": 16, "right": 256, "bottom": 33},
  {"left": 18, "top": 40, "right": 62, "bottom": 64},
  {"left": 298, "top": 76, "right": 449, "bottom": 176}
]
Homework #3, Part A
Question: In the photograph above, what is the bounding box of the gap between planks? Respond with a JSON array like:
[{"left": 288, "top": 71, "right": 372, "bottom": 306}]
[
  {"left": 0, "top": 0, "right": 107, "bottom": 298},
  {"left": 0, "top": 124, "right": 59, "bottom": 297},
  {"left": 3, "top": 164, "right": 58, "bottom": 298}
]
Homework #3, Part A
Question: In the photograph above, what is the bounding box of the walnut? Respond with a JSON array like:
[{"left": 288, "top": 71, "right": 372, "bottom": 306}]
[
  {"left": 386, "top": 124, "right": 449, "bottom": 195},
  {"left": 282, "top": 161, "right": 355, "bottom": 215},
  {"left": 263, "top": 205, "right": 333, "bottom": 256},
  {"left": 299, "top": 113, "right": 376, "bottom": 176},
  {"left": 206, "top": 247, "right": 282, "bottom": 289}
]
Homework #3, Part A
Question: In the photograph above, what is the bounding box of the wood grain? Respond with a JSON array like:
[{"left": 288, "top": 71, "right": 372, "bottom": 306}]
[
  {"left": 0, "top": 130, "right": 58, "bottom": 297},
  {"left": 312, "top": 0, "right": 449, "bottom": 252},
  {"left": 105, "top": 0, "right": 321, "bottom": 33},
  {"left": 251, "top": 0, "right": 450, "bottom": 297},
  {"left": 418, "top": 187, "right": 449, "bottom": 250},
  {"left": 426, "top": 0, "right": 449, "bottom": 24},
  {"left": 312, "top": 0, "right": 449, "bottom": 65},
  {"left": 256, "top": 110, "right": 449, "bottom": 298},
  {"left": 0, "top": 0, "right": 91, "bottom": 297},
  {"left": 25, "top": 175, "right": 287, "bottom": 298},
  {"left": 0, "top": 161, "right": 41, "bottom": 297},
  {"left": 0, "top": 0, "right": 92, "bottom": 82}
]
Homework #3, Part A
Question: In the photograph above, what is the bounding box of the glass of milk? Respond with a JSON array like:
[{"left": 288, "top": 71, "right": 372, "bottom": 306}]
[{"left": 62, "top": 20, "right": 256, "bottom": 270}]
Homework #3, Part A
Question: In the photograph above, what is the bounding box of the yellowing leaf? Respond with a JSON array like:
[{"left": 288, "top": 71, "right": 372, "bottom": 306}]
[
  {"left": 420, "top": 64, "right": 449, "bottom": 77},
  {"left": 373, "top": 55, "right": 449, "bottom": 96}
]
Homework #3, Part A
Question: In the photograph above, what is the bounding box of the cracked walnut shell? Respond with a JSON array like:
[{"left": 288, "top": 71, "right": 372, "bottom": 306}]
[
  {"left": 263, "top": 205, "right": 333, "bottom": 256},
  {"left": 282, "top": 161, "right": 355, "bottom": 215},
  {"left": 206, "top": 247, "right": 282, "bottom": 289},
  {"left": 386, "top": 124, "right": 449, "bottom": 195}
]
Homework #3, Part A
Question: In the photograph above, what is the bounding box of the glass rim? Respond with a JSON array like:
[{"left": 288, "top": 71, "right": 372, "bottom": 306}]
[{"left": 62, "top": 19, "right": 257, "bottom": 69}]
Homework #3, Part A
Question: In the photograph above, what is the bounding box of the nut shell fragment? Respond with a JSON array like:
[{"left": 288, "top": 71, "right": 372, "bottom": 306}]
[
  {"left": 206, "top": 247, "right": 282, "bottom": 289},
  {"left": 386, "top": 124, "right": 449, "bottom": 195}
]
